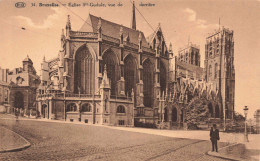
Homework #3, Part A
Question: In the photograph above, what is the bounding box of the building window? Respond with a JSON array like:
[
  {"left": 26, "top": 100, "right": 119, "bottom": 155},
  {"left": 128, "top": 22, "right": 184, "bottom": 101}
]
[
  {"left": 117, "top": 105, "right": 126, "bottom": 113},
  {"left": 74, "top": 47, "right": 93, "bottom": 94},
  {"left": 81, "top": 103, "right": 91, "bottom": 112},
  {"left": 85, "top": 119, "right": 88, "bottom": 123},
  {"left": 4, "top": 90, "right": 8, "bottom": 103},
  {"left": 214, "top": 63, "right": 218, "bottom": 79},
  {"left": 102, "top": 50, "right": 118, "bottom": 96},
  {"left": 124, "top": 55, "right": 136, "bottom": 97},
  {"left": 209, "top": 65, "right": 212, "bottom": 77},
  {"left": 118, "top": 120, "right": 125, "bottom": 125},
  {"left": 66, "top": 103, "right": 77, "bottom": 112},
  {"left": 143, "top": 59, "right": 154, "bottom": 107},
  {"left": 153, "top": 39, "right": 156, "bottom": 50}
]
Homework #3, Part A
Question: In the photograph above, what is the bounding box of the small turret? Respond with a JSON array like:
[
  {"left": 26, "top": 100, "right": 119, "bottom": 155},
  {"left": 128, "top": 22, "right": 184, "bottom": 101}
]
[
  {"left": 23, "top": 55, "right": 33, "bottom": 73},
  {"left": 65, "top": 15, "right": 71, "bottom": 39}
]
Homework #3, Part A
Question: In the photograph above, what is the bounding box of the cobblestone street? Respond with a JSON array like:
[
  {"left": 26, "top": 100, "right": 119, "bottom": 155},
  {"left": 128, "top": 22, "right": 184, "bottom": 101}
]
[{"left": 0, "top": 115, "right": 229, "bottom": 161}]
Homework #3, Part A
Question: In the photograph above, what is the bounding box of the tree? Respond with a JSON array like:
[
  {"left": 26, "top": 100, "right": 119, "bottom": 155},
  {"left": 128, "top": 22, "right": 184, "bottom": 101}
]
[
  {"left": 185, "top": 97, "right": 209, "bottom": 129},
  {"left": 233, "top": 112, "right": 245, "bottom": 122}
]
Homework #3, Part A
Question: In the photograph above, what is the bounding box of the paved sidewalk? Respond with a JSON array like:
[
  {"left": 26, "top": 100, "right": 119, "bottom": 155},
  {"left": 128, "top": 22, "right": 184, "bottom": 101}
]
[
  {"left": 1, "top": 114, "right": 259, "bottom": 160},
  {"left": 0, "top": 126, "right": 31, "bottom": 152},
  {"left": 107, "top": 126, "right": 260, "bottom": 161}
]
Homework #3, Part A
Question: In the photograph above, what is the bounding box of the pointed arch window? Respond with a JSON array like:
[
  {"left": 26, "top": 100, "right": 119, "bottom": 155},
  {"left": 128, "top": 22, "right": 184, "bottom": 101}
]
[
  {"left": 143, "top": 59, "right": 154, "bottom": 107},
  {"left": 124, "top": 55, "right": 136, "bottom": 97},
  {"left": 74, "top": 47, "right": 93, "bottom": 94},
  {"left": 102, "top": 50, "right": 118, "bottom": 96}
]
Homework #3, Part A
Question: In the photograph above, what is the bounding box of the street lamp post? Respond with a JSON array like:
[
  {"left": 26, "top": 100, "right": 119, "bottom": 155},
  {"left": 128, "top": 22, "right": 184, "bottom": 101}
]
[{"left": 243, "top": 106, "right": 249, "bottom": 142}]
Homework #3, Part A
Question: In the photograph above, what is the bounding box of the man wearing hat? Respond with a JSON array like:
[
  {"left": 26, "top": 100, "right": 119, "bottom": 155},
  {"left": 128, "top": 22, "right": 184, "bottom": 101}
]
[{"left": 210, "top": 124, "right": 220, "bottom": 152}]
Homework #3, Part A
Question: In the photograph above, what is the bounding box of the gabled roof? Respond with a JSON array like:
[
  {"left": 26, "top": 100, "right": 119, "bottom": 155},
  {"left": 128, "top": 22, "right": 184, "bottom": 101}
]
[
  {"left": 146, "top": 24, "right": 167, "bottom": 47},
  {"left": 79, "top": 14, "right": 149, "bottom": 48}
]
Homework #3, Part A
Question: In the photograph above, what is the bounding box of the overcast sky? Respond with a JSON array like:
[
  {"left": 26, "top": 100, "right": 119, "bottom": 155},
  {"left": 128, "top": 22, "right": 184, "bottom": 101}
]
[{"left": 0, "top": 0, "right": 259, "bottom": 118}]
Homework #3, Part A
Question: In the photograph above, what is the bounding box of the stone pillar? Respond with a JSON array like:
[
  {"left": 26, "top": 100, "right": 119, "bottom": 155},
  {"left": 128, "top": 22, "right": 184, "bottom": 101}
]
[
  {"left": 100, "top": 65, "right": 111, "bottom": 125},
  {"left": 117, "top": 27, "right": 125, "bottom": 96},
  {"left": 154, "top": 44, "right": 161, "bottom": 107},
  {"left": 136, "top": 32, "right": 144, "bottom": 108},
  {"left": 49, "top": 100, "right": 52, "bottom": 120},
  {"left": 97, "top": 18, "right": 103, "bottom": 94}
]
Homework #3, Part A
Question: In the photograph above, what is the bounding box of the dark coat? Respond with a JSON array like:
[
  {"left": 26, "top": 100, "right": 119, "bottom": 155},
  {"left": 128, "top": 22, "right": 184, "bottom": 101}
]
[{"left": 210, "top": 128, "right": 220, "bottom": 141}]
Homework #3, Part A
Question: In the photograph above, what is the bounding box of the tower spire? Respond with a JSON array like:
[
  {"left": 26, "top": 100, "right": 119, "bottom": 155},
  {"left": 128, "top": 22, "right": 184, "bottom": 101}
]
[{"left": 131, "top": 1, "right": 136, "bottom": 30}]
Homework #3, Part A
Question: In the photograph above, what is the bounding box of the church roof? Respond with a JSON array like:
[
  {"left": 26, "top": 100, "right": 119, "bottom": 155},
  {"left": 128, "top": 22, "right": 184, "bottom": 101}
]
[
  {"left": 79, "top": 14, "right": 150, "bottom": 48},
  {"left": 176, "top": 60, "right": 203, "bottom": 75}
]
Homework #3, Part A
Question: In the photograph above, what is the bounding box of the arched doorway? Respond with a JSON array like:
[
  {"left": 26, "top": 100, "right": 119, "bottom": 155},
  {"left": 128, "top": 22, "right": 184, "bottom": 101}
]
[
  {"left": 14, "top": 92, "right": 24, "bottom": 109},
  {"left": 124, "top": 54, "right": 136, "bottom": 97},
  {"left": 74, "top": 46, "right": 93, "bottom": 94},
  {"left": 172, "top": 107, "right": 177, "bottom": 122},
  {"left": 208, "top": 103, "right": 213, "bottom": 117},
  {"left": 42, "top": 104, "right": 48, "bottom": 118},
  {"left": 143, "top": 59, "right": 153, "bottom": 107},
  {"left": 102, "top": 50, "right": 118, "bottom": 96},
  {"left": 215, "top": 104, "right": 220, "bottom": 118}
]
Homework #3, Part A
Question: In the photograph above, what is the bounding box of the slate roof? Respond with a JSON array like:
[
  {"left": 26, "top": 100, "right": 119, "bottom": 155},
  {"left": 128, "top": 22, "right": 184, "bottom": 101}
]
[
  {"left": 79, "top": 14, "right": 150, "bottom": 48},
  {"left": 176, "top": 60, "right": 203, "bottom": 75}
]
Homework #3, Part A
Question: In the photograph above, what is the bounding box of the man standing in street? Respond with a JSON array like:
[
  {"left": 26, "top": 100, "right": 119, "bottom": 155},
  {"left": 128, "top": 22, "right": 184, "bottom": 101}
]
[{"left": 210, "top": 124, "right": 220, "bottom": 152}]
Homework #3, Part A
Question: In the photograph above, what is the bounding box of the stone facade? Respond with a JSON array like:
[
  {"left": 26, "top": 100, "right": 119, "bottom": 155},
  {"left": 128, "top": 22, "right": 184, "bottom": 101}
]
[
  {"left": 0, "top": 67, "right": 10, "bottom": 113},
  {"left": 254, "top": 109, "right": 260, "bottom": 134},
  {"left": 36, "top": 4, "right": 235, "bottom": 128},
  {"left": 36, "top": 3, "right": 170, "bottom": 126},
  {"left": 7, "top": 56, "right": 40, "bottom": 114}
]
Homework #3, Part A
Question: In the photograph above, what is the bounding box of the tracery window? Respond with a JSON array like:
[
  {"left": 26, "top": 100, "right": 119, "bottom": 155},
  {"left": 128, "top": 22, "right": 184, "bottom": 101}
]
[
  {"left": 74, "top": 47, "right": 93, "bottom": 94},
  {"left": 143, "top": 59, "right": 153, "bottom": 107},
  {"left": 124, "top": 55, "right": 136, "bottom": 97},
  {"left": 102, "top": 51, "right": 118, "bottom": 96}
]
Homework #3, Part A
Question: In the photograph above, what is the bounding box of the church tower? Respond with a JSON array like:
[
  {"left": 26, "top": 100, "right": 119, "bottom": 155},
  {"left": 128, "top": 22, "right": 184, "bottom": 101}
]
[{"left": 205, "top": 27, "right": 235, "bottom": 120}]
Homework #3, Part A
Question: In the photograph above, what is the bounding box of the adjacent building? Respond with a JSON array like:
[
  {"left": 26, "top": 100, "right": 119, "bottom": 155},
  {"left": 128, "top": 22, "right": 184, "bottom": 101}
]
[
  {"left": 0, "top": 67, "right": 10, "bottom": 113},
  {"left": 7, "top": 56, "right": 40, "bottom": 114}
]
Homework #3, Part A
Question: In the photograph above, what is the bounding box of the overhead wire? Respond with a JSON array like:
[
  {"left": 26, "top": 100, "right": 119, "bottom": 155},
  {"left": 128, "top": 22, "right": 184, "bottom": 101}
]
[
  {"left": 129, "top": 0, "right": 155, "bottom": 32},
  {"left": 55, "top": 0, "right": 97, "bottom": 31}
]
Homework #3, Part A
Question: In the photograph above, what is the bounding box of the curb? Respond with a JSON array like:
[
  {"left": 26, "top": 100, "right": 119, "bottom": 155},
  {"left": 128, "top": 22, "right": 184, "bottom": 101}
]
[
  {"left": 0, "top": 126, "right": 31, "bottom": 153},
  {"left": 206, "top": 143, "right": 243, "bottom": 161}
]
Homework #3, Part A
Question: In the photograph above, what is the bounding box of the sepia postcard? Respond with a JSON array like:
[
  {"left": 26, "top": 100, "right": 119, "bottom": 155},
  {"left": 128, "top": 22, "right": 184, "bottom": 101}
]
[{"left": 0, "top": 0, "right": 259, "bottom": 160}]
